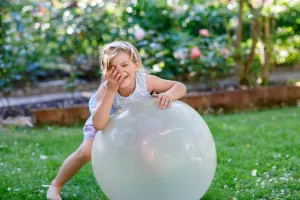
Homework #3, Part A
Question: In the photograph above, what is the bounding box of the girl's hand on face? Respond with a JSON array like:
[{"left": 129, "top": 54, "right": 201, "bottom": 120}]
[
  {"left": 105, "top": 67, "right": 125, "bottom": 94},
  {"left": 152, "top": 93, "right": 173, "bottom": 109}
]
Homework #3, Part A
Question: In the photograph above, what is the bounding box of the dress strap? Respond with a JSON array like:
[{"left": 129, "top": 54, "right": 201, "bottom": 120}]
[{"left": 136, "top": 71, "right": 149, "bottom": 93}]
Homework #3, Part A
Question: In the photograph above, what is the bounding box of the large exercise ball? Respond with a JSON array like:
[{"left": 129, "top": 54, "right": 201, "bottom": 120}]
[{"left": 92, "top": 99, "right": 216, "bottom": 200}]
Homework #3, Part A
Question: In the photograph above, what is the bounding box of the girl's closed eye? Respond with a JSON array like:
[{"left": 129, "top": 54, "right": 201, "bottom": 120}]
[{"left": 122, "top": 64, "right": 128, "bottom": 68}]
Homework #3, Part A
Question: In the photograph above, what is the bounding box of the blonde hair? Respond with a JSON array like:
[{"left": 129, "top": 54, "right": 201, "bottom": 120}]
[{"left": 99, "top": 41, "right": 144, "bottom": 75}]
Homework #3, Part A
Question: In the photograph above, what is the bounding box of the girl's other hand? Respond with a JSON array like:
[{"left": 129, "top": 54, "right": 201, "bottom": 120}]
[{"left": 152, "top": 93, "right": 173, "bottom": 109}]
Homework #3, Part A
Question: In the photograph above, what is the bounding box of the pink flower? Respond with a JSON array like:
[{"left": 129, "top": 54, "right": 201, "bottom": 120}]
[
  {"left": 264, "top": 0, "right": 273, "bottom": 5},
  {"left": 134, "top": 27, "right": 145, "bottom": 41},
  {"left": 199, "top": 29, "right": 210, "bottom": 37},
  {"left": 190, "top": 46, "right": 202, "bottom": 60},
  {"left": 220, "top": 48, "right": 230, "bottom": 57},
  {"left": 218, "top": 0, "right": 230, "bottom": 4}
]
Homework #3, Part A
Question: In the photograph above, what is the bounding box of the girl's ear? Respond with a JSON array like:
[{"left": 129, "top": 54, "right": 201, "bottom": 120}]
[{"left": 134, "top": 62, "right": 139, "bottom": 70}]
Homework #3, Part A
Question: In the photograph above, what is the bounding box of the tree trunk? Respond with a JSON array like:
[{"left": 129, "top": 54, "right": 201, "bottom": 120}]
[
  {"left": 240, "top": 1, "right": 265, "bottom": 86},
  {"left": 234, "top": 0, "right": 244, "bottom": 84},
  {"left": 244, "top": 19, "right": 260, "bottom": 85},
  {"left": 261, "top": 16, "right": 271, "bottom": 85}
]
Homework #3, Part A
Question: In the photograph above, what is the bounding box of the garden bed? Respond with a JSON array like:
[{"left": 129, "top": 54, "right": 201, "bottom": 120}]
[
  {"left": 1, "top": 66, "right": 300, "bottom": 126},
  {"left": 1, "top": 84, "right": 299, "bottom": 127},
  {"left": 0, "top": 97, "right": 89, "bottom": 119},
  {"left": 2, "top": 66, "right": 299, "bottom": 99}
]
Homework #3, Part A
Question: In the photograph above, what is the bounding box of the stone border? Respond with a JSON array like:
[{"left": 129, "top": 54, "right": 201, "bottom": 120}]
[
  {"left": 181, "top": 85, "right": 300, "bottom": 114},
  {"left": 31, "top": 85, "right": 300, "bottom": 126},
  {"left": 33, "top": 106, "right": 90, "bottom": 126}
]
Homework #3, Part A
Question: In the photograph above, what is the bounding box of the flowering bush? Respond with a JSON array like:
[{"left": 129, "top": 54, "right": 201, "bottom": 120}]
[{"left": 1, "top": 0, "right": 299, "bottom": 91}]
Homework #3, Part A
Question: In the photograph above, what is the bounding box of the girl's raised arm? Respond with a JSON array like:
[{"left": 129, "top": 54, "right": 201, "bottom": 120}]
[{"left": 92, "top": 85, "right": 115, "bottom": 130}]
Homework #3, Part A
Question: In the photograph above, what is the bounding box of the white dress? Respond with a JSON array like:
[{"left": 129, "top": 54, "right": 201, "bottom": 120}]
[{"left": 83, "top": 71, "right": 152, "bottom": 140}]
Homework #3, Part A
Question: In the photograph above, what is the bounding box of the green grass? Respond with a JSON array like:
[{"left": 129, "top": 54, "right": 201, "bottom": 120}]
[{"left": 0, "top": 107, "right": 299, "bottom": 200}]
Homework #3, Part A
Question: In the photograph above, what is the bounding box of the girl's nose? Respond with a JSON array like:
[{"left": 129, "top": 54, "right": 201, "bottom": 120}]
[{"left": 114, "top": 65, "right": 123, "bottom": 73}]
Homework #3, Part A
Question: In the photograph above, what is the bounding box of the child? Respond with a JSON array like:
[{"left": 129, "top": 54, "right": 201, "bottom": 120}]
[{"left": 47, "top": 41, "right": 187, "bottom": 200}]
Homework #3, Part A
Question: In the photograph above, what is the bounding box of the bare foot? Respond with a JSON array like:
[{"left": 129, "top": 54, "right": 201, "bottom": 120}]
[{"left": 46, "top": 184, "right": 62, "bottom": 200}]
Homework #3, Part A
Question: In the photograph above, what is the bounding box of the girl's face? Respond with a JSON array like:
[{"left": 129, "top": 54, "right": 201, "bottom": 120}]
[{"left": 107, "top": 51, "right": 139, "bottom": 89}]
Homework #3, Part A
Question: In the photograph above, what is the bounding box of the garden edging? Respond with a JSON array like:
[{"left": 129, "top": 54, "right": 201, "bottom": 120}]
[
  {"left": 182, "top": 85, "right": 300, "bottom": 113},
  {"left": 32, "top": 85, "right": 300, "bottom": 126}
]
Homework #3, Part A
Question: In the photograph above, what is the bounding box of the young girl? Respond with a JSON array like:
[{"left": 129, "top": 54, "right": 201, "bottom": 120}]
[{"left": 47, "top": 41, "right": 187, "bottom": 200}]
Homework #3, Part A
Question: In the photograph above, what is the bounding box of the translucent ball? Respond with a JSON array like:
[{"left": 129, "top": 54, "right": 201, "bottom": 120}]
[{"left": 92, "top": 99, "right": 216, "bottom": 200}]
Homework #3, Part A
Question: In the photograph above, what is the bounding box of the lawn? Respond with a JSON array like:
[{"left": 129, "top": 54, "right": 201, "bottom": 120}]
[{"left": 0, "top": 107, "right": 299, "bottom": 200}]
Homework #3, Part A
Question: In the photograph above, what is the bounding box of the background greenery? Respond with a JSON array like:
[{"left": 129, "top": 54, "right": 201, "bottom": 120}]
[{"left": 1, "top": 0, "right": 299, "bottom": 93}]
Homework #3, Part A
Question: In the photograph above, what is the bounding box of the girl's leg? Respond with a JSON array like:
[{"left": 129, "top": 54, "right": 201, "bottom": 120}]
[{"left": 47, "top": 139, "right": 94, "bottom": 200}]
